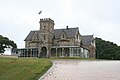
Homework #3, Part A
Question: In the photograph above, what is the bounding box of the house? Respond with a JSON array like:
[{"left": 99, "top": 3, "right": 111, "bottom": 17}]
[{"left": 12, "top": 18, "right": 96, "bottom": 58}]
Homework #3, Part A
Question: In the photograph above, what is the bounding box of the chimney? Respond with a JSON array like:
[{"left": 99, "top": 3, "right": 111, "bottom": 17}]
[{"left": 66, "top": 26, "right": 69, "bottom": 30}]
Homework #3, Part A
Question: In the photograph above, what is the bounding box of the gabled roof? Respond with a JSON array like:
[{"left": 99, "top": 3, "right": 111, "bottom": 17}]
[
  {"left": 24, "top": 27, "right": 79, "bottom": 41},
  {"left": 24, "top": 30, "right": 39, "bottom": 41},
  {"left": 54, "top": 27, "right": 78, "bottom": 39},
  {"left": 81, "top": 35, "right": 94, "bottom": 45}
]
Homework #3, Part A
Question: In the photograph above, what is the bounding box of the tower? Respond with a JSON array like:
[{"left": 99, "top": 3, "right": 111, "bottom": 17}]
[{"left": 38, "top": 18, "right": 55, "bottom": 57}]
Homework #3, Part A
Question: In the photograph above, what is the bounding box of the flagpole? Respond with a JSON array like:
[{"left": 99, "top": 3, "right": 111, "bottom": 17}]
[{"left": 38, "top": 10, "right": 42, "bottom": 58}]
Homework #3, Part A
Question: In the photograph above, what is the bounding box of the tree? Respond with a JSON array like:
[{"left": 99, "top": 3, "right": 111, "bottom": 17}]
[
  {"left": 95, "top": 37, "right": 120, "bottom": 60},
  {"left": 0, "top": 35, "right": 17, "bottom": 53}
]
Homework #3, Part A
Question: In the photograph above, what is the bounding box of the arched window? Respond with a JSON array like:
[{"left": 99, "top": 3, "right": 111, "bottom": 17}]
[{"left": 43, "top": 26, "right": 46, "bottom": 29}]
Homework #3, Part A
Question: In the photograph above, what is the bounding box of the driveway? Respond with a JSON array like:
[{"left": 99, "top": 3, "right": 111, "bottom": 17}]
[{"left": 39, "top": 60, "right": 120, "bottom": 80}]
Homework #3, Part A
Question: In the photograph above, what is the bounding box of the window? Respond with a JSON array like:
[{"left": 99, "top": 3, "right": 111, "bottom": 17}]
[
  {"left": 77, "top": 35, "right": 78, "bottom": 39},
  {"left": 51, "top": 26, "right": 53, "bottom": 31},
  {"left": 43, "top": 36, "right": 46, "bottom": 40},
  {"left": 76, "top": 34, "right": 80, "bottom": 41},
  {"left": 43, "top": 26, "right": 46, "bottom": 29},
  {"left": 63, "top": 35, "right": 64, "bottom": 38}
]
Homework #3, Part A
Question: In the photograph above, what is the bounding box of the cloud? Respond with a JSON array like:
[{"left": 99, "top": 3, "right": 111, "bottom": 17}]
[{"left": 0, "top": 0, "right": 120, "bottom": 48}]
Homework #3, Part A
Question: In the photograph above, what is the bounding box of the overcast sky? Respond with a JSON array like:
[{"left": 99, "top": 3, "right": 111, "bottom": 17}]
[{"left": 0, "top": 0, "right": 120, "bottom": 53}]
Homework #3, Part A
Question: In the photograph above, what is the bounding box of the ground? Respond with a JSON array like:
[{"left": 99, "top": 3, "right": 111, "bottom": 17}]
[
  {"left": 0, "top": 56, "right": 120, "bottom": 80},
  {"left": 39, "top": 60, "right": 120, "bottom": 80}
]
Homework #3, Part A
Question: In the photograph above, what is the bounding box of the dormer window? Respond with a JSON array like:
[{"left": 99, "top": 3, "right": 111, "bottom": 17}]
[
  {"left": 60, "top": 31, "right": 66, "bottom": 39},
  {"left": 62, "top": 35, "right": 64, "bottom": 38}
]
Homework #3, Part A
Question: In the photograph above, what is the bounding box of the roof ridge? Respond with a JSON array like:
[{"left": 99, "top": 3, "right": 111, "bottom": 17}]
[
  {"left": 82, "top": 35, "right": 93, "bottom": 36},
  {"left": 54, "top": 27, "right": 78, "bottom": 30},
  {"left": 31, "top": 30, "right": 39, "bottom": 32}
]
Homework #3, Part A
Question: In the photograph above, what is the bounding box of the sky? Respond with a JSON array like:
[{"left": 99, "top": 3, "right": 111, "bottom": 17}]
[{"left": 0, "top": 0, "right": 120, "bottom": 54}]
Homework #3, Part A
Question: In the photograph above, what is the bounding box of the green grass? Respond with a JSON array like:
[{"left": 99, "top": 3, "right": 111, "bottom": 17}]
[{"left": 0, "top": 57, "right": 52, "bottom": 80}]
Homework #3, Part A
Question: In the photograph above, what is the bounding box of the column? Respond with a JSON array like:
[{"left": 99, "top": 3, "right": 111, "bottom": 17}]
[
  {"left": 34, "top": 49, "right": 36, "bottom": 57},
  {"left": 32, "top": 49, "right": 34, "bottom": 57},
  {"left": 71, "top": 48, "right": 73, "bottom": 57},
  {"left": 77, "top": 48, "right": 78, "bottom": 57},
  {"left": 27, "top": 49, "right": 28, "bottom": 57},
  {"left": 36, "top": 49, "right": 38, "bottom": 57},
  {"left": 31, "top": 49, "right": 32, "bottom": 57},
  {"left": 78, "top": 48, "right": 80, "bottom": 57},
  {"left": 23, "top": 49, "right": 24, "bottom": 57},
  {"left": 32, "top": 49, "right": 33, "bottom": 57},
  {"left": 62, "top": 48, "right": 64, "bottom": 57},
  {"left": 69, "top": 48, "right": 71, "bottom": 57},
  {"left": 22, "top": 49, "right": 23, "bottom": 57},
  {"left": 33, "top": 49, "right": 34, "bottom": 57},
  {"left": 38, "top": 48, "right": 40, "bottom": 58},
  {"left": 20, "top": 49, "right": 22, "bottom": 57},
  {"left": 25, "top": 49, "right": 27, "bottom": 57},
  {"left": 33, "top": 49, "right": 35, "bottom": 57},
  {"left": 46, "top": 48, "right": 49, "bottom": 58},
  {"left": 24, "top": 49, "right": 26, "bottom": 57},
  {"left": 56, "top": 48, "right": 57, "bottom": 57},
  {"left": 72, "top": 48, "right": 73, "bottom": 57},
  {"left": 30, "top": 49, "right": 31, "bottom": 57}
]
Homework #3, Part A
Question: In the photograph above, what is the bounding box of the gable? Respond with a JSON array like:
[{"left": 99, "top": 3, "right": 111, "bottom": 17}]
[
  {"left": 32, "top": 32, "right": 39, "bottom": 41},
  {"left": 59, "top": 30, "right": 67, "bottom": 39},
  {"left": 24, "top": 30, "right": 39, "bottom": 41},
  {"left": 54, "top": 27, "right": 79, "bottom": 39}
]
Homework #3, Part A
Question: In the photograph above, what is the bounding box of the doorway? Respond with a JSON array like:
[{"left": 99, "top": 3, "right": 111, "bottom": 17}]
[{"left": 40, "top": 46, "right": 47, "bottom": 57}]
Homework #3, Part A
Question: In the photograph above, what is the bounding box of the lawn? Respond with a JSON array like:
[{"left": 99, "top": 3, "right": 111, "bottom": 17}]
[{"left": 0, "top": 57, "right": 52, "bottom": 80}]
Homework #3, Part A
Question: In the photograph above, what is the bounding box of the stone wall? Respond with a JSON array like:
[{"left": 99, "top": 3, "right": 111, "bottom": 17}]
[{"left": 25, "top": 41, "right": 39, "bottom": 48}]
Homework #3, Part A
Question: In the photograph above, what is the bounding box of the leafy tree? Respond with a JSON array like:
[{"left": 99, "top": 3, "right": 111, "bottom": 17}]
[
  {"left": 0, "top": 35, "right": 17, "bottom": 53},
  {"left": 95, "top": 37, "right": 120, "bottom": 60}
]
